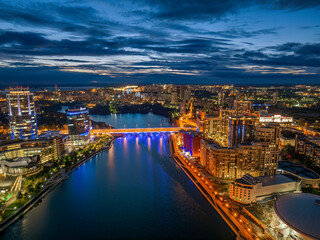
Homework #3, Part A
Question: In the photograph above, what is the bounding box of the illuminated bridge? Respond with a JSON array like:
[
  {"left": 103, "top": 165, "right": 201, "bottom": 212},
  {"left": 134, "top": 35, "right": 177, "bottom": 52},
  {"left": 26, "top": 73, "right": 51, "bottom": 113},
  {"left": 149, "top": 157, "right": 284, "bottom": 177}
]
[{"left": 90, "top": 127, "right": 193, "bottom": 136}]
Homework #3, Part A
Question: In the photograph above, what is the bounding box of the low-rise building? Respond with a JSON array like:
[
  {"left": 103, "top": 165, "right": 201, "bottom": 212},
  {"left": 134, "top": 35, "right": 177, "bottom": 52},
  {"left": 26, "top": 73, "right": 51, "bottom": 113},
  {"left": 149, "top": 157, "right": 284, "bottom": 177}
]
[
  {"left": 229, "top": 174, "right": 300, "bottom": 204},
  {"left": 260, "top": 114, "right": 293, "bottom": 126},
  {"left": 0, "top": 137, "right": 65, "bottom": 165},
  {"left": 0, "top": 155, "right": 41, "bottom": 176}
]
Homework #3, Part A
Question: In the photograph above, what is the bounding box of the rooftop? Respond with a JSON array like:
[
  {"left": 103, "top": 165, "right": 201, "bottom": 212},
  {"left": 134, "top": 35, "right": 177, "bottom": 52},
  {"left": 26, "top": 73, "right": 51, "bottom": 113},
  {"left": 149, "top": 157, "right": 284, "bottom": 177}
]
[
  {"left": 235, "top": 174, "right": 297, "bottom": 186},
  {"left": 274, "top": 193, "right": 320, "bottom": 239}
]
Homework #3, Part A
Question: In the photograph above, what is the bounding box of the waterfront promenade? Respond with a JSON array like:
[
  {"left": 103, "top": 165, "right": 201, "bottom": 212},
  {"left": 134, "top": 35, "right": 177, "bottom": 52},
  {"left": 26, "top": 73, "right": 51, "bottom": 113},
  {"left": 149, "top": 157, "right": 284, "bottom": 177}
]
[
  {"left": 0, "top": 136, "right": 118, "bottom": 232},
  {"left": 170, "top": 133, "right": 274, "bottom": 240}
]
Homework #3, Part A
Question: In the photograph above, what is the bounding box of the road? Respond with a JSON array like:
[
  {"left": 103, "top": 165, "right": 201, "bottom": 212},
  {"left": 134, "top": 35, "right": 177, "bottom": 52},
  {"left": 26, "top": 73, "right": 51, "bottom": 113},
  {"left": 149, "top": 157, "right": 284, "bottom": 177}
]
[{"left": 171, "top": 133, "right": 274, "bottom": 240}]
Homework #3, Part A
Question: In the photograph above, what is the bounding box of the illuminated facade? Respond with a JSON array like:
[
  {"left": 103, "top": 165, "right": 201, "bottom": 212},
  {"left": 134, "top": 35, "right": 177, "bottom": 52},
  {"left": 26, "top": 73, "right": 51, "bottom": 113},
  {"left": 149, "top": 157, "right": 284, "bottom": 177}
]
[
  {"left": 260, "top": 114, "right": 293, "bottom": 125},
  {"left": 200, "top": 138, "right": 279, "bottom": 179},
  {"left": 229, "top": 174, "right": 300, "bottom": 204},
  {"left": 179, "top": 130, "right": 204, "bottom": 157},
  {"left": 295, "top": 135, "right": 320, "bottom": 167},
  {"left": 6, "top": 87, "right": 38, "bottom": 140},
  {"left": 0, "top": 137, "right": 65, "bottom": 166},
  {"left": 66, "top": 106, "right": 90, "bottom": 145},
  {"left": 196, "top": 110, "right": 207, "bottom": 132},
  {"left": 233, "top": 100, "right": 252, "bottom": 115},
  {"left": 228, "top": 115, "right": 259, "bottom": 147}
]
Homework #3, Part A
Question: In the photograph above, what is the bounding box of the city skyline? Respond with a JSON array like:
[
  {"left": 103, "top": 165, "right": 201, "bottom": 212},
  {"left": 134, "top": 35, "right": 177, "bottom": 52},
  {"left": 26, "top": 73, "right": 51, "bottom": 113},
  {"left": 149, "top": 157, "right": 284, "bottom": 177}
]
[
  {"left": 0, "top": 84, "right": 319, "bottom": 239},
  {"left": 0, "top": 0, "right": 320, "bottom": 86}
]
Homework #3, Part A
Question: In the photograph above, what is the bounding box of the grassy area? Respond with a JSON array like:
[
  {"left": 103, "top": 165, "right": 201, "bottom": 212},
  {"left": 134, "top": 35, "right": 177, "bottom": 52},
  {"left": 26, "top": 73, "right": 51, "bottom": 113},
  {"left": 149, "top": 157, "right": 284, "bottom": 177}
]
[{"left": 302, "top": 186, "right": 320, "bottom": 195}]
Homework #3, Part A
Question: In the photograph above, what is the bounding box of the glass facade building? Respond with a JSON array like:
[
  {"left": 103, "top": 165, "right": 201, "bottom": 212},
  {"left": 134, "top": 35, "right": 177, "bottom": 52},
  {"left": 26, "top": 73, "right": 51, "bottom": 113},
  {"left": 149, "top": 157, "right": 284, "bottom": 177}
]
[{"left": 6, "top": 87, "right": 38, "bottom": 140}]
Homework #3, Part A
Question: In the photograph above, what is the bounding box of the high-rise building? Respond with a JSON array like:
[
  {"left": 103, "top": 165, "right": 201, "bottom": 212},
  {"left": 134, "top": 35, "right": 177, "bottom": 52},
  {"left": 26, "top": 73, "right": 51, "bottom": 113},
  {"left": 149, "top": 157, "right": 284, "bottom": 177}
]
[
  {"left": 196, "top": 110, "right": 207, "bottom": 132},
  {"left": 6, "top": 87, "right": 38, "bottom": 140},
  {"left": 233, "top": 100, "right": 252, "bottom": 115},
  {"left": 179, "top": 130, "right": 204, "bottom": 158},
  {"left": 66, "top": 106, "right": 90, "bottom": 145},
  {"left": 206, "top": 116, "right": 221, "bottom": 138},
  {"left": 218, "top": 90, "right": 225, "bottom": 107},
  {"left": 176, "top": 85, "right": 191, "bottom": 101},
  {"left": 219, "top": 109, "right": 236, "bottom": 146},
  {"left": 295, "top": 135, "right": 320, "bottom": 167},
  {"left": 256, "top": 124, "right": 280, "bottom": 144},
  {"left": 228, "top": 115, "right": 259, "bottom": 147},
  {"left": 200, "top": 137, "right": 280, "bottom": 179}
]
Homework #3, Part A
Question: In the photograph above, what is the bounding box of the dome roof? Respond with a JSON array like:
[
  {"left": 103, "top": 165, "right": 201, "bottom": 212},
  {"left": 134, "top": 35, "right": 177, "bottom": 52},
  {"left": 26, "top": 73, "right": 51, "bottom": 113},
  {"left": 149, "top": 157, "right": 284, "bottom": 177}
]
[{"left": 274, "top": 193, "right": 320, "bottom": 239}]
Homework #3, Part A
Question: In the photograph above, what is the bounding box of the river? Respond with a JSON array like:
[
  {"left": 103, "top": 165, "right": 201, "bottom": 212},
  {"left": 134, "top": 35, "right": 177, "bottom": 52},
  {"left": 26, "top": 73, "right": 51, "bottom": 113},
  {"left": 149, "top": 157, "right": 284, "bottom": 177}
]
[{"left": 1, "top": 113, "right": 234, "bottom": 240}]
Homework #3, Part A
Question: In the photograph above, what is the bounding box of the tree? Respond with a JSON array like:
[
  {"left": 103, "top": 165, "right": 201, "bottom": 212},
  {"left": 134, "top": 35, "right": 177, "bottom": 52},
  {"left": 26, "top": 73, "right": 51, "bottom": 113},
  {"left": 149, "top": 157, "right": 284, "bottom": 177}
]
[{"left": 17, "top": 191, "right": 23, "bottom": 202}]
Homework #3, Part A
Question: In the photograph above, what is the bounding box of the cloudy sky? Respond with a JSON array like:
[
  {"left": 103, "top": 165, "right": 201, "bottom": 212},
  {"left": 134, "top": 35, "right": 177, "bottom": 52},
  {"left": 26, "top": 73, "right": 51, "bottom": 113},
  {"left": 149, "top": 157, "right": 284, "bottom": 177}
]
[{"left": 0, "top": 0, "right": 319, "bottom": 86}]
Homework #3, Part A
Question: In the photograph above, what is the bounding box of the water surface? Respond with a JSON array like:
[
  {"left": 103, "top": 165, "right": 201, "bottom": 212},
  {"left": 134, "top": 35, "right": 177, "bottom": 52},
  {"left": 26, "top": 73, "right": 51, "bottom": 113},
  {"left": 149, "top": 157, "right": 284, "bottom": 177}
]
[{"left": 1, "top": 114, "right": 234, "bottom": 240}]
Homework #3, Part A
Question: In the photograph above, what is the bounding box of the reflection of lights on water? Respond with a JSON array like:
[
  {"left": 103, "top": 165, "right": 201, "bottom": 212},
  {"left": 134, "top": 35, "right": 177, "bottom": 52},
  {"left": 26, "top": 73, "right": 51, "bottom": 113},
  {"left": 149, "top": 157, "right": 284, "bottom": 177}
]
[
  {"left": 148, "top": 137, "right": 151, "bottom": 151},
  {"left": 123, "top": 137, "right": 127, "bottom": 152},
  {"left": 159, "top": 136, "right": 163, "bottom": 154}
]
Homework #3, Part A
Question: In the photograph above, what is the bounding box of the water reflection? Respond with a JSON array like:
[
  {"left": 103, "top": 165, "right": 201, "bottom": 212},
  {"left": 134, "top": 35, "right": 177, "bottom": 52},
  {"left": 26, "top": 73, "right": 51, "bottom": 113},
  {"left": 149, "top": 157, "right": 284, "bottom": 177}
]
[{"left": 1, "top": 116, "right": 234, "bottom": 240}]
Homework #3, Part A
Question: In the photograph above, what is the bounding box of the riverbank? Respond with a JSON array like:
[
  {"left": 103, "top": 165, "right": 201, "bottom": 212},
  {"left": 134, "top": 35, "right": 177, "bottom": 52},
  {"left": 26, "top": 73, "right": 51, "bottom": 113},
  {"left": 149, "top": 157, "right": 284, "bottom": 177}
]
[
  {"left": 169, "top": 134, "right": 274, "bottom": 240},
  {"left": 168, "top": 136, "right": 241, "bottom": 240},
  {"left": 0, "top": 136, "right": 120, "bottom": 232}
]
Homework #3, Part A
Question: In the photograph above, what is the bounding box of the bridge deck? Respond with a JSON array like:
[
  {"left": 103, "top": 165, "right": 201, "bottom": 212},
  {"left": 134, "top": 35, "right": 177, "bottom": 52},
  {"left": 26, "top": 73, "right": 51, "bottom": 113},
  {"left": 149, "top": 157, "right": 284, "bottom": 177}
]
[{"left": 91, "top": 127, "right": 193, "bottom": 135}]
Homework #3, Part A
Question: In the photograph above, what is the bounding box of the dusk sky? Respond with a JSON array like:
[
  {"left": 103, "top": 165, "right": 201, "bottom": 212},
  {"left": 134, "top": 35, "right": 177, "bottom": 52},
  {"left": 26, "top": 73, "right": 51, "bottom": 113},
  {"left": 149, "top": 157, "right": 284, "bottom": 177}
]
[{"left": 0, "top": 0, "right": 320, "bottom": 86}]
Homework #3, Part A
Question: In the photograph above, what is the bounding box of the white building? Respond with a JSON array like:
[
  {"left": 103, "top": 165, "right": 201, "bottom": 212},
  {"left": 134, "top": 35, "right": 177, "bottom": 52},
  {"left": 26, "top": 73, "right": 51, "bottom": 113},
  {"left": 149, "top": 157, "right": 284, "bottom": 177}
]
[
  {"left": 229, "top": 174, "right": 301, "bottom": 204},
  {"left": 260, "top": 114, "right": 293, "bottom": 125}
]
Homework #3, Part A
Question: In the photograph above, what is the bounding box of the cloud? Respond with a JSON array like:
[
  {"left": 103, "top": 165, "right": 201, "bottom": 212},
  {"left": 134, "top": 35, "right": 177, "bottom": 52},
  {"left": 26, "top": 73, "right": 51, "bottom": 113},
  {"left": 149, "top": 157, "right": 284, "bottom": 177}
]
[
  {"left": 0, "top": 0, "right": 319, "bottom": 85},
  {"left": 134, "top": 0, "right": 320, "bottom": 21}
]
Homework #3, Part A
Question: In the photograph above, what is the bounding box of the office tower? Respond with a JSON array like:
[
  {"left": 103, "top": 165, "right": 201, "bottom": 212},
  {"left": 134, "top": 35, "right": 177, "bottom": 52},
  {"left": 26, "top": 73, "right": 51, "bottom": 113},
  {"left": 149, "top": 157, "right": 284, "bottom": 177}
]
[
  {"left": 66, "top": 106, "right": 90, "bottom": 145},
  {"left": 6, "top": 87, "right": 38, "bottom": 140},
  {"left": 228, "top": 115, "right": 259, "bottom": 147},
  {"left": 233, "top": 100, "right": 252, "bottom": 115}
]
